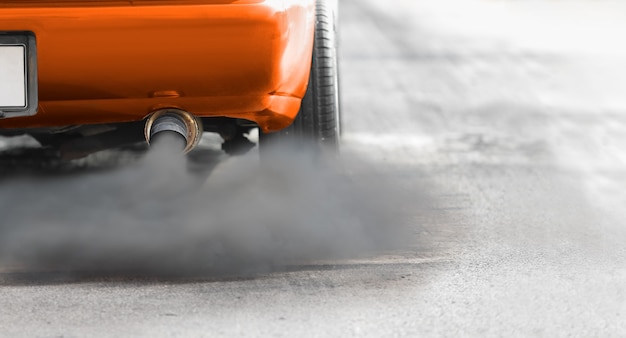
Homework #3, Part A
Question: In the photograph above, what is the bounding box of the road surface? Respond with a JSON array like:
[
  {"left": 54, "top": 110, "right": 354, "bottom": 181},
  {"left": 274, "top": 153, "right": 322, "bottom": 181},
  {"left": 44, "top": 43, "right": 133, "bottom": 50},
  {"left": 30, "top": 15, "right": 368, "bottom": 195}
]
[{"left": 1, "top": 0, "right": 626, "bottom": 336}]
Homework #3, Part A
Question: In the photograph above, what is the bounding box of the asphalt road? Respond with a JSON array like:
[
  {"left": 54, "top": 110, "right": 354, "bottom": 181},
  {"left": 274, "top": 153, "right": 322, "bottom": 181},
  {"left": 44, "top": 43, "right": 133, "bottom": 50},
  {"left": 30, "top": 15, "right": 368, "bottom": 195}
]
[{"left": 2, "top": 0, "right": 626, "bottom": 336}]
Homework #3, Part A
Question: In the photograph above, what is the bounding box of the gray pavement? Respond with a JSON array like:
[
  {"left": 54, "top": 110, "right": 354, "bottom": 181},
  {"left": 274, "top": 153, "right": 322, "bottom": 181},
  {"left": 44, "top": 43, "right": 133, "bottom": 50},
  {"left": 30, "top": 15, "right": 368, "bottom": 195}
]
[{"left": 1, "top": 0, "right": 626, "bottom": 336}]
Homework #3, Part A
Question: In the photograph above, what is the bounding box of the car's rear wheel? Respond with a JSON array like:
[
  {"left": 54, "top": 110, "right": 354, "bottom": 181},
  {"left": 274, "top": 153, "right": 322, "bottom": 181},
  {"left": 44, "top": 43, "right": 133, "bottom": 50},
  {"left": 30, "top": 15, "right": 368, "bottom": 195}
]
[{"left": 259, "top": 0, "right": 340, "bottom": 154}]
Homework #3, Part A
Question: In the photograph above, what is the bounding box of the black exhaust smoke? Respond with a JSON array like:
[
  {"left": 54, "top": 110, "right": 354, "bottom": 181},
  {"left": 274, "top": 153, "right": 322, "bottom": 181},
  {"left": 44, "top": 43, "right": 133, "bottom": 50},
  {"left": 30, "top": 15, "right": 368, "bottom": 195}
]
[{"left": 0, "top": 137, "right": 434, "bottom": 279}]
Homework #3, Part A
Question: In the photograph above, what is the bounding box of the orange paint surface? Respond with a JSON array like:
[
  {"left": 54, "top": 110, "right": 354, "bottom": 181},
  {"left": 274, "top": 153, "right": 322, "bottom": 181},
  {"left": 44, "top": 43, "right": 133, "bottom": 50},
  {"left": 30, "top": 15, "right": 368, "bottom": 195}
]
[{"left": 0, "top": 0, "right": 315, "bottom": 132}]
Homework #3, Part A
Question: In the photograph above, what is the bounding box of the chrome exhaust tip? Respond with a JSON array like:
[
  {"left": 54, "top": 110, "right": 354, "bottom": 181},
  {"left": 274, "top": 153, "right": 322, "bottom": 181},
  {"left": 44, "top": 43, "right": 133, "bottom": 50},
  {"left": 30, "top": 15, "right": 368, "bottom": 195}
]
[{"left": 144, "top": 109, "right": 202, "bottom": 153}]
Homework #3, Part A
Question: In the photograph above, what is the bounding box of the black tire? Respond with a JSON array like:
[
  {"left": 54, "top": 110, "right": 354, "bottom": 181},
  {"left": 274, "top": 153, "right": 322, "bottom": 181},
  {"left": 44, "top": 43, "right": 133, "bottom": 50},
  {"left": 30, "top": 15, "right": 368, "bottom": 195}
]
[{"left": 259, "top": 0, "right": 340, "bottom": 153}]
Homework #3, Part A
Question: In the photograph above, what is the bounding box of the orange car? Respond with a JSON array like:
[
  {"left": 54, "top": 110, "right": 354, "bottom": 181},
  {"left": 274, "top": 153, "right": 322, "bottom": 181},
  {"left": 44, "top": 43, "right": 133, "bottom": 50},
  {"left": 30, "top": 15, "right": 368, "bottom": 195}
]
[{"left": 0, "top": 0, "right": 340, "bottom": 158}]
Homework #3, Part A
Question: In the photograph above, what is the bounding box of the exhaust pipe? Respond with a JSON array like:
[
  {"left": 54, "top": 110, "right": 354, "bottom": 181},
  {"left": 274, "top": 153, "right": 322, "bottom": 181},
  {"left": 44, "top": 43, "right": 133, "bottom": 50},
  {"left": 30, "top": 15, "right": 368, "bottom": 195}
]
[{"left": 144, "top": 109, "right": 202, "bottom": 153}]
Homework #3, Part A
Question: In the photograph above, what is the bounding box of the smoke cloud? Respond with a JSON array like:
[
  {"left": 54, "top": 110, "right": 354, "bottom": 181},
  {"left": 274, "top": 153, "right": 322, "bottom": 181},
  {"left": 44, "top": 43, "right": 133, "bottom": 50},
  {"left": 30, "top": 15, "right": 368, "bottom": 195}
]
[{"left": 0, "top": 134, "right": 431, "bottom": 280}]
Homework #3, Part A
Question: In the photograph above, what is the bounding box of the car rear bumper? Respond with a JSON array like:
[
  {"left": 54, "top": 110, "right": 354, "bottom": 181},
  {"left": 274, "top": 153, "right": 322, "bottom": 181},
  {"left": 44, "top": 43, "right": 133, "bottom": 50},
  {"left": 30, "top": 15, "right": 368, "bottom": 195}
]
[{"left": 0, "top": 0, "right": 315, "bottom": 132}]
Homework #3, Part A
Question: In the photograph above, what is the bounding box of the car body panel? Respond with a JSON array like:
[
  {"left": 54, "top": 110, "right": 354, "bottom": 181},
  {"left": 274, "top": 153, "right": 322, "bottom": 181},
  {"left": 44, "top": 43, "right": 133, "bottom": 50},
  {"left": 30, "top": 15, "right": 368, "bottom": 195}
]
[{"left": 0, "top": 0, "right": 315, "bottom": 132}]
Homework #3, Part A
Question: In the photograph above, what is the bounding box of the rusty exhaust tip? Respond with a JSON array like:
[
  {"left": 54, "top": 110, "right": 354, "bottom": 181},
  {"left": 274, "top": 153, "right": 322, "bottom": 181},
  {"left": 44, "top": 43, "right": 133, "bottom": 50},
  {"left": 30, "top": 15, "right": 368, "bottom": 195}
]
[{"left": 144, "top": 109, "right": 202, "bottom": 153}]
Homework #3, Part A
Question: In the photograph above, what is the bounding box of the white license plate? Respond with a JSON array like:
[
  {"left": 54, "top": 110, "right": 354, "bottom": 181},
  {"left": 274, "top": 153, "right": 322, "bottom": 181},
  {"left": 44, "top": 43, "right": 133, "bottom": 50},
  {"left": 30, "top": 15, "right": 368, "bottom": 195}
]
[
  {"left": 0, "top": 33, "right": 37, "bottom": 117},
  {"left": 0, "top": 45, "right": 26, "bottom": 108}
]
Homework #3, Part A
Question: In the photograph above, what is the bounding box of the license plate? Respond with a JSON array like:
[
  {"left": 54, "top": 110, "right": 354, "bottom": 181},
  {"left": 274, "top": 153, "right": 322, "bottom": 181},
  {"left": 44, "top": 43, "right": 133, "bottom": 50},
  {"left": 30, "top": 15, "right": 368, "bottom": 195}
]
[{"left": 0, "top": 32, "right": 38, "bottom": 118}]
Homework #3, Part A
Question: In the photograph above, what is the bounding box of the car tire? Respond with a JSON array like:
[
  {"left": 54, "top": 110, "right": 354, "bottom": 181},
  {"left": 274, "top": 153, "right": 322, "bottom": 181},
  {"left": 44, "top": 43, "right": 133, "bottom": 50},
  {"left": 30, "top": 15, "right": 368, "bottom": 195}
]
[{"left": 259, "top": 0, "right": 340, "bottom": 154}]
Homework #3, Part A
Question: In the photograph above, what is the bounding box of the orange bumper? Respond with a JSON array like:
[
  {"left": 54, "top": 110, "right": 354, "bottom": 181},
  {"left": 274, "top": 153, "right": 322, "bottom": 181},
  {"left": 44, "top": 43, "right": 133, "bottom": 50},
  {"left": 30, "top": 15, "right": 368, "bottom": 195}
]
[{"left": 0, "top": 0, "right": 315, "bottom": 132}]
